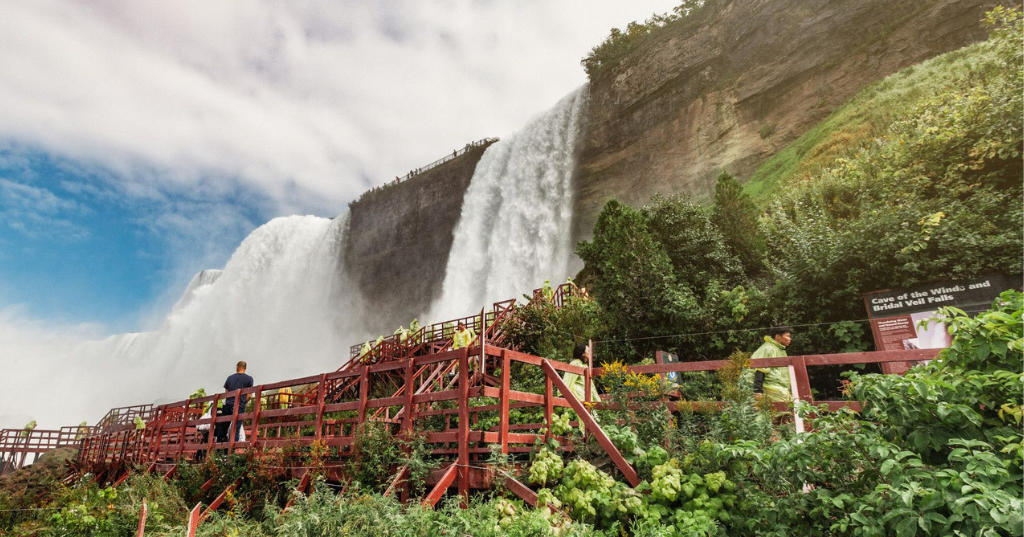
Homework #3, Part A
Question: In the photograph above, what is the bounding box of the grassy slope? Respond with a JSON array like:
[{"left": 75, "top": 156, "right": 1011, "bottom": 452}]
[{"left": 743, "top": 41, "right": 997, "bottom": 204}]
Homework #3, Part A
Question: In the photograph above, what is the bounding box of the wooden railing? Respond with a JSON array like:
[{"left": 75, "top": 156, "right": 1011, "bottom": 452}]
[
  {"left": 97, "top": 404, "right": 155, "bottom": 431},
  {"left": 592, "top": 348, "right": 942, "bottom": 414},
  {"left": 2, "top": 344, "right": 939, "bottom": 510},
  {"left": 348, "top": 281, "right": 581, "bottom": 363},
  {"left": 0, "top": 426, "right": 97, "bottom": 475}
]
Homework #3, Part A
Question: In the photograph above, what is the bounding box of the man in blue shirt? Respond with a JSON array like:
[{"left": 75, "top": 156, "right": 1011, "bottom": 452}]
[{"left": 220, "top": 361, "right": 254, "bottom": 442}]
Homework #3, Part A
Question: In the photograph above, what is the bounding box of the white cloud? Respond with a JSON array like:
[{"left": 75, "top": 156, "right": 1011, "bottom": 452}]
[
  {"left": 0, "top": 0, "right": 679, "bottom": 212},
  {"left": 0, "top": 177, "right": 89, "bottom": 241},
  {"left": 0, "top": 0, "right": 687, "bottom": 428},
  {"left": 0, "top": 305, "right": 109, "bottom": 428}
]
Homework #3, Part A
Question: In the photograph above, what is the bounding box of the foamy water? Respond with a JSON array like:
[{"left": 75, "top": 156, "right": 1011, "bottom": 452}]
[{"left": 429, "top": 86, "right": 587, "bottom": 320}]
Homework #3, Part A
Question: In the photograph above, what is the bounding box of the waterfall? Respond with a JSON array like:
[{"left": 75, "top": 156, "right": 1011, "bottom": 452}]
[
  {"left": 429, "top": 86, "right": 588, "bottom": 320},
  {"left": 3, "top": 212, "right": 366, "bottom": 428}
]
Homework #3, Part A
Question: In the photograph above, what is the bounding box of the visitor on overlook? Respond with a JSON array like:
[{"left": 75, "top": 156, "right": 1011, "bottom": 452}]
[
  {"left": 452, "top": 321, "right": 476, "bottom": 350},
  {"left": 749, "top": 326, "right": 793, "bottom": 403},
  {"left": 218, "top": 361, "right": 253, "bottom": 443}
]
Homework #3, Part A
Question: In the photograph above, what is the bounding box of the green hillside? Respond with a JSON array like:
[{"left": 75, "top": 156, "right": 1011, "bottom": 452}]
[{"left": 744, "top": 32, "right": 1005, "bottom": 203}]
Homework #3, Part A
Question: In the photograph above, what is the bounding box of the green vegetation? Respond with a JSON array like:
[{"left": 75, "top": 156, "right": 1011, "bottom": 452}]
[
  {"left": 574, "top": 7, "right": 1022, "bottom": 365},
  {"left": 1, "top": 8, "right": 1020, "bottom": 537},
  {"left": 3, "top": 292, "right": 1017, "bottom": 535},
  {"left": 529, "top": 293, "right": 1022, "bottom": 536},
  {"left": 581, "top": 1, "right": 706, "bottom": 79},
  {"left": 743, "top": 8, "right": 1015, "bottom": 202}
]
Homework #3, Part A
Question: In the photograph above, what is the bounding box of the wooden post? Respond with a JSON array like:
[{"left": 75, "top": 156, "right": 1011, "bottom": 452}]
[
  {"left": 206, "top": 394, "right": 220, "bottom": 454},
  {"left": 135, "top": 499, "right": 147, "bottom": 537},
  {"left": 186, "top": 502, "right": 202, "bottom": 537},
  {"left": 500, "top": 350, "right": 510, "bottom": 454},
  {"left": 176, "top": 400, "right": 191, "bottom": 461},
  {"left": 480, "top": 307, "right": 487, "bottom": 377},
  {"left": 544, "top": 376, "right": 553, "bottom": 442},
  {"left": 403, "top": 361, "right": 415, "bottom": 434},
  {"left": 790, "top": 356, "right": 813, "bottom": 434},
  {"left": 457, "top": 347, "right": 469, "bottom": 507},
  {"left": 357, "top": 368, "right": 369, "bottom": 424},
  {"left": 147, "top": 406, "right": 167, "bottom": 463},
  {"left": 541, "top": 360, "right": 640, "bottom": 487},
  {"left": 314, "top": 374, "right": 326, "bottom": 440},
  {"left": 251, "top": 386, "right": 263, "bottom": 447},
  {"left": 228, "top": 389, "right": 241, "bottom": 452}
]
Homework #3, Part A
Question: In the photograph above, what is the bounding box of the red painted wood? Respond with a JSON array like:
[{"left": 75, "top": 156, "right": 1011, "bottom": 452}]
[
  {"left": 250, "top": 386, "right": 263, "bottom": 448},
  {"left": 135, "top": 498, "right": 147, "bottom": 537},
  {"left": 457, "top": 348, "right": 470, "bottom": 506},
  {"left": 357, "top": 369, "right": 369, "bottom": 423},
  {"left": 801, "top": 348, "right": 939, "bottom": 366},
  {"left": 186, "top": 503, "right": 201, "bottom": 537},
  {"left": 791, "top": 356, "right": 813, "bottom": 403},
  {"left": 205, "top": 394, "right": 220, "bottom": 455},
  {"left": 227, "top": 389, "right": 242, "bottom": 452},
  {"left": 500, "top": 351, "right": 511, "bottom": 454},
  {"left": 314, "top": 374, "right": 326, "bottom": 440},
  {"left": 199, "top": 476, "right": 216, "bottom": 493},
  {"left": 176, "top": 399, "right": 191, "bottom": 461},
  {"left": 544, "top": 376, "right": 553, "bottom": 441},
  {"left": 113, "top": 469, "right": 131, "bottom": 488},
  {"left": 382, "top": 465, "right": 409, "bottom": 498},
  {"left": 541, "top": 359, "right": 640, "bottom": 487},
  {"left": 504, "top": 475, "right": 539, "bottom": 507},
  {"left": 201, "top": 478, "right": 242, "bottom": 521},
  {"left": 403, "top": 360, "right": 415, "bottom": 433},
  {"left": 423, "top": 463, "right": 458, "bottom": 508}
]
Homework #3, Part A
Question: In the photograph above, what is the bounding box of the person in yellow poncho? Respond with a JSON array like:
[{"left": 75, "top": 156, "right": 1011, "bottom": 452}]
[
  {"left": 561, "top": 344, "right": 602, "bottom": 434},
  {"left": 750, "top": 326, "right": 793, "bottom": 403},
  {"left": 452, "top": 322, "right": 476, "bottom": 350},
  {"left": 277, "top": 386, "right": 293, "bottom": 409},
  {"left": 394, "top": 325, "right": 409, "bottom": 343},
  {"left": 75, "top": 421, "right": 89, "bottom": 441}
]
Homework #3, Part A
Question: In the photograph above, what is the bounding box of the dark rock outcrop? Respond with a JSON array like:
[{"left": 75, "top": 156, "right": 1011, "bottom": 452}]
[{"left": 344, "top": 143, "right": 493, "bottom": 332}]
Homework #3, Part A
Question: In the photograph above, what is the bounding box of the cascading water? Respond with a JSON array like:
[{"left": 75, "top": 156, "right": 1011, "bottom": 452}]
[
  {"left": 3, "top": 213, "right": 366, "bottom": 428},
  {"left": 429, "top": 86, "right": 588, "bottom": 320}
]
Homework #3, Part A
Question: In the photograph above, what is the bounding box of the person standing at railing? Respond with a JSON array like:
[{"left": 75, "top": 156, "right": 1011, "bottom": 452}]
[
  {"left": 218, "top": 361, "right": 253, "bottom": 443},
  {"left": 749, "top": 326, "right": 793, "bottom": 404},
  {"left": 447, "top": 322, "right": 479, "bottom": 382},
  {"left": 452, "top": 322, "right": 476, "bottom": 350},
  {"left": 563, "top": 344, "right": 602, "bottom": 435},
  {"left": 75, "top": 421, "right": 89, "bottom": 441}
]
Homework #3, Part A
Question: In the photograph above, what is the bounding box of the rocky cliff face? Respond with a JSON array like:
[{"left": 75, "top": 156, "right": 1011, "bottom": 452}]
[
  {"left": 344, "top": 143, "right": 492, "bottom": 332},
  {"left": 341, "top": 0, "right": 1003, "bottom": 328},
  {"left": 573, "top": 0, "right": 1006, "bottom": 241}
]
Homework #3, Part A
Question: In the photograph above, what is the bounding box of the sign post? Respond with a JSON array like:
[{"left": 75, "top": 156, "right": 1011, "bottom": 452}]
[
  {"left": 654, "top": 351, "right": 680, "bottom": 388},
  {"left": 864, "top": 274, "right": 1015, "bottom": 373}
]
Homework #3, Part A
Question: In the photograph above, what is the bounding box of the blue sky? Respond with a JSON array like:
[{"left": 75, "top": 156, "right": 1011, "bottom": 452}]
[
  {"left": 0, "top": 146, "right": 276, "bottom": 330},
  {"left": 0, "top": 0, "right": 679, "bottom": 334}
]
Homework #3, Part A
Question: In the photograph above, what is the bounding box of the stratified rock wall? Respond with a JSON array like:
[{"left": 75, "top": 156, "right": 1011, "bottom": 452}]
[
  {"left": 573, "top": 0, "right": 1007, "bottom": 241},
  {"left": 345, "top": 143, "right": 492, "bottom": 333}
]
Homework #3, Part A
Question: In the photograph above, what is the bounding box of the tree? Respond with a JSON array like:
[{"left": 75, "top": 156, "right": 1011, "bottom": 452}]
[
  {"left": 577, "top": 200, "right": 697, "bottom": 360},
  {"left": 645, "top": 192, "right": 743, "bottom": 294},
  {"left": 712, "top": 172, "right": 766, "bottom": 275}
]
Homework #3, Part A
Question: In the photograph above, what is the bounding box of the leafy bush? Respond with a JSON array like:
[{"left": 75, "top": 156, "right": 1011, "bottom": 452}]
[
  {"left": 350, "top": 420, "right": 401, "bottom": 490},
  {"left": 762, "top": 7, "right": 1023, "bottom": 327},
  {"left": 502, "top": 291, "right": 605, "bottom": 361}
]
